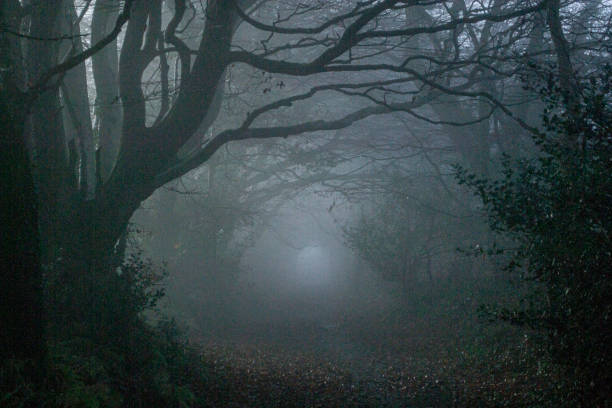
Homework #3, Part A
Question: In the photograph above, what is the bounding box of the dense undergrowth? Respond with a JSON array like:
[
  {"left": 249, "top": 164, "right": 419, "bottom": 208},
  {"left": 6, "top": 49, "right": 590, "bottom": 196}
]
[{"left": 1, "top": 251, "right": 208, "bottom": 408}]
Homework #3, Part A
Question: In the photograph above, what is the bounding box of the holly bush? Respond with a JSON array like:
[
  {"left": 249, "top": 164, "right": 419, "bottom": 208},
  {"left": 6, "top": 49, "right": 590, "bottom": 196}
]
[{"left": 457, "top": 66, "right": 611, "bottom": 405}]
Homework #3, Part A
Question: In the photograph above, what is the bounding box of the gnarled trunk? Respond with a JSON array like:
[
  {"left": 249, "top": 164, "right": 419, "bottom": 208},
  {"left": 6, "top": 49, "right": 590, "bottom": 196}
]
[
  {"left": 0, "top": 0, "right": 45, "bottom": 377},
  {"left": 0, "top": 86, "right": 45, "bottom": 371}
]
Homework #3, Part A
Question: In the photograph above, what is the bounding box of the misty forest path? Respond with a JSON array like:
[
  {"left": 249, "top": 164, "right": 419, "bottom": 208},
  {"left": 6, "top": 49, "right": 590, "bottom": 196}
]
[
  {"left": 185, "top": 283, "right": 542, "bottom": 406},
  {"left": 190, "top": 315, "right": 468, "bottom": 407}
]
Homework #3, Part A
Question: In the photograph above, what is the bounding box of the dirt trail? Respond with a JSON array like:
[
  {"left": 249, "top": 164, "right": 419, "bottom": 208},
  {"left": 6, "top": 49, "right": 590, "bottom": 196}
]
[{"left": 193, "top": 317, "right": 457, "bottom": 407}]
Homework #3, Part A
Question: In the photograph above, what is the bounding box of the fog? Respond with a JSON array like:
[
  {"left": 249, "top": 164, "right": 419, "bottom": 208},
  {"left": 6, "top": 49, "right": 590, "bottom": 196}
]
[
  {"left": 146, "top": 193, "right": 378, "bottom": 338},
  {"left": 2, "top": 0, "right": 610, "bottom": 406}
]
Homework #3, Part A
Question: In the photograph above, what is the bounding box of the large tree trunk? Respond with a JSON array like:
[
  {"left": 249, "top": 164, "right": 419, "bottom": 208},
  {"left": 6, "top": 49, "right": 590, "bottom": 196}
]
[
  {"left": 0, "top": 86, "right": 45, "bottom": 372},
  {"left": 27, "top": 0, "right": 68, "bottom": 264},
  {"left": 59, "top": 0, "right": 96, "bottom": 198},
  {"left": 0, "top": 0, "right": 45, "bottom": 378},
  {"left": 92, "top": 0, "right": 122, "bottom": 181},
  {"left": 1, "top": 0, "right": 138, "bottom": 372}
]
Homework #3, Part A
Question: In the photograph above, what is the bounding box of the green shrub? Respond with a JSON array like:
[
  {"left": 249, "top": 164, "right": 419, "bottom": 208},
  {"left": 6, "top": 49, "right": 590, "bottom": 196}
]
[
  {"left": 2, "top": 244, "right": 212, "bottom": 407},
  {"left": 457, "top": 66, "right": 612, "bottom": 405}
]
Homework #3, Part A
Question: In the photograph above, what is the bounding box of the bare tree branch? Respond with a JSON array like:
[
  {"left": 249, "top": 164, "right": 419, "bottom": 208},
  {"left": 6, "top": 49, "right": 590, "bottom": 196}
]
[{"left": 27, "top": 0, "right": 134, "bottom": 99}]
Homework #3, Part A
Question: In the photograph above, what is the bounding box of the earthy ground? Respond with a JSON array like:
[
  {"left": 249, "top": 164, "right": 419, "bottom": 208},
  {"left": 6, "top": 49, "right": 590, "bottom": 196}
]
[{"left": 188, "top": 307, "right": 551, "bottom": 407}]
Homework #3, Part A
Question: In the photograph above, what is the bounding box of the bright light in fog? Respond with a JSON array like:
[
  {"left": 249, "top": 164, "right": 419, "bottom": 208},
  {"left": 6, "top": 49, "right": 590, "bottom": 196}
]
[{"left": 296, "top": 246, "right": 331, "bottom": 287}]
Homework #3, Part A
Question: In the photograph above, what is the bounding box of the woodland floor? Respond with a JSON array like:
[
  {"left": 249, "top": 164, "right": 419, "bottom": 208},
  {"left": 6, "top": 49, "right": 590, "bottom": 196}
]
[{"left": 187, "top": 310, "right": 553, "bottom": 407}]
